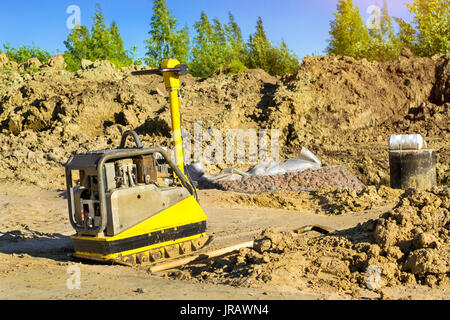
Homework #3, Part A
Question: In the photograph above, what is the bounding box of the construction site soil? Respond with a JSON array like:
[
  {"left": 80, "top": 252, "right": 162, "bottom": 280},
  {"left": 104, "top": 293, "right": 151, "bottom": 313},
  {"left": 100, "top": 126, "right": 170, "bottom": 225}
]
[
  {"left": 0, "top": 49, "right": 448, "bottom": 189},
  {"left": 176, "top": 187, "right": 449, "bottom": 297},
  {"left": 0, "top": 50, "right": 448, "bottom": 300}
]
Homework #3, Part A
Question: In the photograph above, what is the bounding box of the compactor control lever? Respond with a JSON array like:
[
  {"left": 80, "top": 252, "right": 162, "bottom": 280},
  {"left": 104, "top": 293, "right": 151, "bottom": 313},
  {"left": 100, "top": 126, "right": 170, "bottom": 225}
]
[{"left": 131, "top": 64, "right": 188, "bottom": 76}]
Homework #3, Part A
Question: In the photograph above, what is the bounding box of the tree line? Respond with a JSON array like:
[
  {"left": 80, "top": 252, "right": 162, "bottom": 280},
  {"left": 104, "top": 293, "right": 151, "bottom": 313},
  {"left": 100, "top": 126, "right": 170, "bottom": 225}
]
[
  {"left": 144, "top": 2, "right": 301, "bottom": 77},
  {"left": 1, "top": 0, "right": 448, "bottom": 77},
  {"left": 328, "top": 0, "right": 449, "bottom": 61}
]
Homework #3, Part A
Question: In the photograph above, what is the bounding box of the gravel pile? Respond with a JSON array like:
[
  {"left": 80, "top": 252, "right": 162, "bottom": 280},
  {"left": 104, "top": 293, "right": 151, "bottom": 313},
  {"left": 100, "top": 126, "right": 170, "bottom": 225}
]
[{"left": 198, "top": 166, "right": 366, "bottom": 193}]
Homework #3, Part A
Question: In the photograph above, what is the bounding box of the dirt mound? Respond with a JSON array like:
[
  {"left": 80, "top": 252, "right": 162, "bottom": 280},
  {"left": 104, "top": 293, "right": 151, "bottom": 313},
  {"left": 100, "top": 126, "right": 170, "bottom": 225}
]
[
  {"left": 0, "top": 53, "right": 448, "bottom": 188},
  {"left": 314, "top": 185, "right": 404, "bottom": 214},
  {"left": 273, "top": 54, "right": 449, "bottom": 186},
  {"left": 175, "top": 187, "right": 449, "bottom": 293},
  {"left": 0, "top": 53, "right": 18, "bottom": 69},
  {"left": 296, "top": 55, "right": 435, "bottom": 130}
]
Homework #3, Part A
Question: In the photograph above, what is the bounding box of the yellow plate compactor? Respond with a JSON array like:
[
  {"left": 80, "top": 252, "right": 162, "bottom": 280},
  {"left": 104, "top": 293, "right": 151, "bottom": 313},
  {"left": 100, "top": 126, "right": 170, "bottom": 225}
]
[{"left": 65, "top": 59, "right": 209, "bottom": 266}]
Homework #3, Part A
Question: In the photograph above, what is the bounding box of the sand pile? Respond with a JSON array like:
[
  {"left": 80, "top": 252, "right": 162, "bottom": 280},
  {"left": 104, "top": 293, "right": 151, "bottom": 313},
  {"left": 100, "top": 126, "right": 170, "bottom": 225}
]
[{"left": 174, "top": 187, "right": 449, "bottom": 293}]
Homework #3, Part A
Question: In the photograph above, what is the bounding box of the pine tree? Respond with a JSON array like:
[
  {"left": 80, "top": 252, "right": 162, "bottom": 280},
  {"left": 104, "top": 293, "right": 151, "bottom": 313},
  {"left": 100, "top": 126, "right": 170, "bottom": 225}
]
[
  {"left": 110, "top": 21, "right": 136, "bottom": 67},
  {"left": 225, "top": 12, "right": 247, "bottom": 68},
  {"left": 212, "top": 17, "right": 230, "bottom": 69},
  {"left": 326, "top": 0, "right": 370, "bottom": 59},
  {"left": 227, "top": 12, "right": 244, "bottom": 51},
  {"left": 89, "top": 9, "right": 111, "bottom": 60},
  {"left": 246, "top": 17, "right": 299, "bottom": 76},
  {"left": 271, "top": 40, "right": 300, "bottom": 75},
  {"left": 247, "top": 17, "right": 272, "bottom": 71},
  {"left": 394, "top": 17, "right": 417, "bottom": 51},
  {"left": 144, "top": 0, "right": 190, "bottom": 67},
  {"left": 190, "top": 12, "right": 219, "bottom": 77},
  {"left": 63, "top": 7, "right": 136, "bottom": 71},
  {"left": 189, "top": 12, "right": 249, "bottom": 76},
  {"left": 366, "top": 1, "right": 401, "bottom": 61},
  {"left": 380, "top": 2, "right": 396, "bottom": 42},
  {"left": 64, "top": 25, "right": 91, "bottom": 71}
]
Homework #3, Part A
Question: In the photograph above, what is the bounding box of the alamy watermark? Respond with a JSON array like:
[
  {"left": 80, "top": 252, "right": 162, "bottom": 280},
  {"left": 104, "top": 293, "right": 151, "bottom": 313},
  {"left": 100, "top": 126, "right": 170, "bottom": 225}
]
[
  {"left": 366, "top": 5, "right": 381, "bottom": 31},
  {"left": 365, "top": 265, "right": 382, "bottom": 290},
  {"left": 179, "top": 121, "right": 280, "bottom": 165},
  {"left": 66, "top": 5, "right": 81, "bottom": 30},
  {"left": 66, "top": 265, "right": 81, "bottom": 290}
]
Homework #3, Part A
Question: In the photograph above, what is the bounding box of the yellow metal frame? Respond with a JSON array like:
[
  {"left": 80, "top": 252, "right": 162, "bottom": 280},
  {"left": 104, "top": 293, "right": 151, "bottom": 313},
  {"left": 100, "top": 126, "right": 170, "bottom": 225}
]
[
  {"left": 73, "top": 233, "right": 206, "bottom": 262},
  {"left": 162, "top": 59, "right": 185, "bottom": 175},
  {"left": 72, "top": 196, "right": 208, "bottom": 262}
]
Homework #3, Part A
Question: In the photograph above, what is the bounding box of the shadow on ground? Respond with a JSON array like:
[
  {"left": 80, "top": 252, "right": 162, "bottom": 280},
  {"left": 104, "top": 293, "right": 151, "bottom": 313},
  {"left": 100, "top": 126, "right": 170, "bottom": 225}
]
[{"left": 0, "top": 229, "right": 73, "bottom": 261}]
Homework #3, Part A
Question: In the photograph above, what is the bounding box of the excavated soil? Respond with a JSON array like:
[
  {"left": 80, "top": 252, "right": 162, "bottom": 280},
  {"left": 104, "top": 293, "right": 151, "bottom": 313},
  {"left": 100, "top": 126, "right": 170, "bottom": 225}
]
[
  {"left": 0, "top": 50, "right": 448, "bottom": 189},
  {"left": 172, "top": 187, "right": 449, "bottom": 296},
  {"left": 0, "top": 51, "right": 449, "bottom": 300},
  {"left": 198, "top": 185, "right": 404, "bottom": 215}
]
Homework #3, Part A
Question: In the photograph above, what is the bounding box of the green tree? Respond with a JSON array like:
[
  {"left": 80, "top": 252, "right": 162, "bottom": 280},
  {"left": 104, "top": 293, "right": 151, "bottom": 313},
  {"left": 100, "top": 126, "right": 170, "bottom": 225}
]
[
  {"left": 144, "top": 0, "right": 190, "bottom": 67},
  {"left": 190, "top": 12, "right": 248, "bottom": 76},
  {"left": 326, "top": 0, "right": 370, "bottom": 59},
  {"left": 380, "top": 1, "right": 396, "bottom": 42},
  {"left": 190, "top": 12, "right": 226, "bottom": 77},
  {"left": 271, "top": 40, "right": 300, "bottom": 75},
  {"left": 64, "top": 7, "right": 136, "bottom": 71},
  {"left": 394, "top": 17, "right": 417, "bottom": 51},
  {"left": 396, "top": 0, "right": 449, "bottom": 56},
  {"left": 223, "top": 12, "right": 247, "bottom": 73},
  {"left": 212, "top": 17, "right": 230, "bottom": 68},
  {"left": 247, "top": 17, "right": 272, "bottom": 71},
  {"left": 2, "top": 43, "right": 51, "bottom": 64},
  {"left": 366, "top": 1, "right": 402, "bottom": 61},
  {"left": 226, "top": 12, "right": 245, "bottom": 58},
  {"left": 110, "top": 21, "right": 138, "bottom": 67},
  {"left": 63, "top": 25, "right": 90, "bottom": 71},
  {"left": 247, "top": 17, "right": 299, "bottom": 76}
]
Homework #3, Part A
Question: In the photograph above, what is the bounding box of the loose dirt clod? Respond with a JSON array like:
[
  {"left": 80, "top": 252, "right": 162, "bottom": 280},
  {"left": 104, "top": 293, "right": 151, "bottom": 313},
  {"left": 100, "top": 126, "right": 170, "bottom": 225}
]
[
  {"left": 175, "top": 187, "right": 449, "bottom": 294},
  {"left": 198, "top": 185, "right": 404, "bottom": 214}
]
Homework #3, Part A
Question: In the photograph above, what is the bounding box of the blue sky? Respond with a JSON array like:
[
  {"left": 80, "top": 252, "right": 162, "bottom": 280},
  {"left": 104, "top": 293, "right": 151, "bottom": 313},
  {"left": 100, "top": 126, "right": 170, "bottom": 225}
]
[{"left": 0, "top": 0, "right": 414, "bottom": 61}]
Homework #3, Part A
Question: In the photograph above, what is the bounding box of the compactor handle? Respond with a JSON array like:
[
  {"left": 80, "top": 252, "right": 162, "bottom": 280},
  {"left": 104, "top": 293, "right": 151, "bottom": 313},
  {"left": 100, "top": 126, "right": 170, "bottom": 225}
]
[
  {"left": 131, "top": 64, "right": 188, "bottom": 76},
  {"left": 119, "top": 130, "right": 143, "bottom": 149}
]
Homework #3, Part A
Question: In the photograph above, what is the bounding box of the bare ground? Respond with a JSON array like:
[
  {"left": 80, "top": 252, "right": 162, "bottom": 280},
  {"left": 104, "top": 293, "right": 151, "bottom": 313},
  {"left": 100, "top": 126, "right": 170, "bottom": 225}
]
[{"left": 0, "top": 182, "right": 447, "bottom": 300}]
